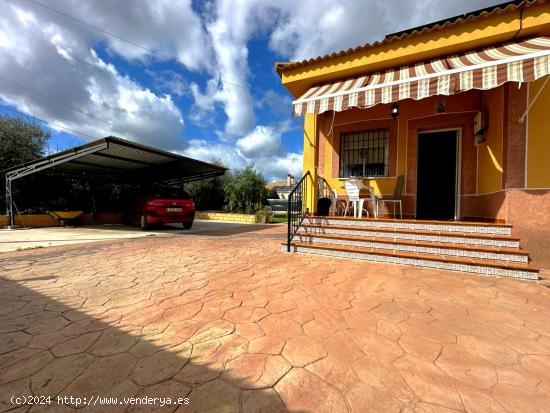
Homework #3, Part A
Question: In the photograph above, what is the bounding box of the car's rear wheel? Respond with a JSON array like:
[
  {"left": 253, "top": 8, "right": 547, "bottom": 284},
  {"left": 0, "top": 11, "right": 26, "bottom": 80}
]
[
  {"left": 140, "top": 215, "right": 150, "bottom": 230},
  {"left": 182, "top": 221, "right": 193, "bottom": 229}
]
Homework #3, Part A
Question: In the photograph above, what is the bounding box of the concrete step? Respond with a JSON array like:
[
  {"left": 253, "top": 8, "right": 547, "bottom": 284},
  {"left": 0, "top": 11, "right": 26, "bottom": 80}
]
[
  {"left": 307, "top": 216, "right": 512, "bottom": 236},
  {"left": 295, "top": 233, "right": 529, "bottom": 263},
  {"left": 286, "top": 242, "right": 539, "bottom": 280},
  {"left": 301, "top": 223, "right": 521, "bottom": 248}
]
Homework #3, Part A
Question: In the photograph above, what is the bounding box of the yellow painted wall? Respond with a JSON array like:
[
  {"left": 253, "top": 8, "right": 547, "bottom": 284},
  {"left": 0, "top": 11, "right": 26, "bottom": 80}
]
[
  {"left": 281, "top": 3, "right": 550, "bottom": 98},
  {"left": 302, "top": 113, "right": 318, "bottom": 211},
  {"left": 0, "top": 213, "right": 122, "bottom": 228},
  {"left": 527, "top": 77, "right": 550, "bottom": 188},
  {"left": 0, "top": 214, "right": 56, "bottom": 227},
  {"left": 478, "top": 87, "right": 504, "bottom": 194}
]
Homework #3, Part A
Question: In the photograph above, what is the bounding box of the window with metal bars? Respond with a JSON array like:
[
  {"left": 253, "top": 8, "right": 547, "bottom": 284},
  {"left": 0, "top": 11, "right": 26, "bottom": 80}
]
[{"left": 339, "top": 128, "right": 389, "bottom": 178}]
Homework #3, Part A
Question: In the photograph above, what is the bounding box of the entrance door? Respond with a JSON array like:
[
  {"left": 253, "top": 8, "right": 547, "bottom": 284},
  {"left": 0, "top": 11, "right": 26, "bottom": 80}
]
[{"left": 416, "top": 131, "right": 458, "bottom": 220}]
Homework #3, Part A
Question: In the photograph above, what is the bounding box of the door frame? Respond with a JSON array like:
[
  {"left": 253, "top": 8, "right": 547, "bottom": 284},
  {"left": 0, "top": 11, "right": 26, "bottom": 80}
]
[{"left": 415, "top": 128, "right": 462, "bottom": 220}]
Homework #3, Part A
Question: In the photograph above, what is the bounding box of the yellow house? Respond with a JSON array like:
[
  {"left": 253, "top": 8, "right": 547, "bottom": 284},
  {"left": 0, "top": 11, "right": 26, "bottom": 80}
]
[{"left": 277, "top": 0, "right": 550, "bottom": 277}]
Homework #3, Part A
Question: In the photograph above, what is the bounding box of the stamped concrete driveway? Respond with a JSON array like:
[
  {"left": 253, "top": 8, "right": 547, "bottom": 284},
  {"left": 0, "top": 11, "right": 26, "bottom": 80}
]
[{"left": 1, "top": 224, "right": 550, "bottom": 412}]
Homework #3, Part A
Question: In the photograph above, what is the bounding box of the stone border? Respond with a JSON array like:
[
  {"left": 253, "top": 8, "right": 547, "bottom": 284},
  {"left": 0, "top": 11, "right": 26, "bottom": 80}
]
[{"left": 195, "top": 211, "right": 262, "bottom": 223}]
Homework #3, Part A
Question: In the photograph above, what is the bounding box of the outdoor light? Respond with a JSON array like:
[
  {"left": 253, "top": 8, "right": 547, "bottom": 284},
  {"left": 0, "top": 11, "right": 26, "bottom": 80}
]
[
  {"left": 391, "top": 102, "right": 399, "bottom": 119},
  {"left": 436, "top": 101, "right": 446, "bottom": 113}
]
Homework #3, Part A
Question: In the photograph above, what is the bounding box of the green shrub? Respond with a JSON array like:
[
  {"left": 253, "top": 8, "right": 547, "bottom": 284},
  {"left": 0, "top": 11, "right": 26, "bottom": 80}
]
[{"left": 224, "top": 167, "right": 268, "bottom": 214}]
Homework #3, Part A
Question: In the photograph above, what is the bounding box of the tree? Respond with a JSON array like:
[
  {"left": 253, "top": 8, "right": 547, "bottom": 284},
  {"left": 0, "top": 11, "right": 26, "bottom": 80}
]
[
  {"left": 0, "top": 115, "right": 51, "bottom": 169},
  {"left": 224, "top": 166, "right": 268, "bottom": 214},
  {"left": 267, "top": 187, "right": 279, "bottom": 200},
  {"left": 184, "top": 159, "right": 228, "bottom": 211},
  {"left": 1, "top": 115, "right": 51, "bottom": 213}
]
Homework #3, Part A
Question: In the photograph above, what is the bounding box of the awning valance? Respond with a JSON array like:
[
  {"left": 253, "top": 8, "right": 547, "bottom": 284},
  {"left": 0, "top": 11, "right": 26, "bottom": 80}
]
[{"left": 292, "top": 37, "right": 550, "bottom": 116}]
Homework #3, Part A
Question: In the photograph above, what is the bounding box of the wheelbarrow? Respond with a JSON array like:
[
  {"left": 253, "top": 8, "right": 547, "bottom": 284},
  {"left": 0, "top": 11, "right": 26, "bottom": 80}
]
[{"left": 47, "top": 211, "right": 83, "bottom": 227}]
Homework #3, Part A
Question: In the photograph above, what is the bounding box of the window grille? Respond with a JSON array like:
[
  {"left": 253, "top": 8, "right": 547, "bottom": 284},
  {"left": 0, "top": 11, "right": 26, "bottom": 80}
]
[{"left": 339, "top": 128, "right": 389, "bottom": 177}]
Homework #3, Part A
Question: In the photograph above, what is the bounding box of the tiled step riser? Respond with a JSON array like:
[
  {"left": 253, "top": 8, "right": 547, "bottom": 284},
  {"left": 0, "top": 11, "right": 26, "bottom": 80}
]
[
  {"left": 300, "top": 227, "right": 520, "bottom": 248},
  {"left": 287, "top": 245, "right": 538, "bottom": 280},
  {"left": 296, "top": 235, "right": 528, "bottom": 263},
  {"left": 306, "top": 218, "right": 512, "bottom": 236}
]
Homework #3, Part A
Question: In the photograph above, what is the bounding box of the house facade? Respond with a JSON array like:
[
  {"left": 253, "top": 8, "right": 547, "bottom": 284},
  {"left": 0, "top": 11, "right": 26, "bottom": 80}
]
[
  {"left": 266, "top": 174, "right": 296, "bottom": 199},
  {"left": 277, "top": 0, "right": 550, "bottom": 266}
]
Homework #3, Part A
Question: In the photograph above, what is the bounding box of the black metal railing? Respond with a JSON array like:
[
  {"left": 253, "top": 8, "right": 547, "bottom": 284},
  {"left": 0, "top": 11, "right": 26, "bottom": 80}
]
[
  {"left": 287, "top": 171, "right": 311, "bottom": 252},
  {"left": 318, "top": 176, "right": 333, "bottom": 199}
]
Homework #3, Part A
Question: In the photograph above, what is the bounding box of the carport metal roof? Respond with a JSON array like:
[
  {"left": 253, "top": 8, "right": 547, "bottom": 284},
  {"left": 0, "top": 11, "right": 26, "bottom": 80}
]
[
  {"left": 5, "top": 136, "right": 227, "bottom": 183},
  {"left": 4, "top": 136, "right": 227, "bottom": 227}
]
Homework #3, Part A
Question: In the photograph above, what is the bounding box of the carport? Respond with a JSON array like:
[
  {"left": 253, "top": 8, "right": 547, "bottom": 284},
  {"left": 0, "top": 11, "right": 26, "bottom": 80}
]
[{"left": 4, "top": 136, "right": 226, "bottom": 227}]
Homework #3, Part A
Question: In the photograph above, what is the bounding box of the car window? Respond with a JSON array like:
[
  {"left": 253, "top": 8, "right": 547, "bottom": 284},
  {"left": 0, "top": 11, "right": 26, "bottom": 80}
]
[{"left": 148, "top": 188, "right": 190, "bottom": 199}]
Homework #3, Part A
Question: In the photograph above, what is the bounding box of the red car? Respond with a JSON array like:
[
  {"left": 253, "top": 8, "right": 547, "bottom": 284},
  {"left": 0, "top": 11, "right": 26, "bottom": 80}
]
[{"left": 126, "top": 187, "right": 195, "bottom": 230}]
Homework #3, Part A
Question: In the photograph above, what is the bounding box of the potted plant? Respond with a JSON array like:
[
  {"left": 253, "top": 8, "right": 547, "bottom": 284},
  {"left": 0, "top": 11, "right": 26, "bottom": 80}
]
[{"left": 255, "top": 207, "right": 272, "bottom": 224}]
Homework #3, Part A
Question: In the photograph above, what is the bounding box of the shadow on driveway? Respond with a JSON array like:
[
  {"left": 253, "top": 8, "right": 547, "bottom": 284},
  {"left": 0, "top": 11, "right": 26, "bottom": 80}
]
[{"left": 0, "top": 272, "right": 299, "bottom": 412}]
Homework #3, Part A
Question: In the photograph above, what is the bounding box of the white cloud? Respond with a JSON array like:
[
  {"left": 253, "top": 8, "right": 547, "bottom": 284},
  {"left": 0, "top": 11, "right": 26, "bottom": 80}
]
[
  {"left": 0, "top": 1, "right": 187, "bottom": 150},
  {"left": 184, "top": 139, "right": 249, "bottom": 170},
  {"left": 236, "top": 125, "right": 285, "bottom": 158},
  {"left": 148, "top": 70, "right": 189, "bottom": 97},
  {"left": 189, "top": 80, "right": 218, "bottom": 112},
  {"left": 188, "top": 1, "right": 282, "bottom": 137},
  {"left": 43, "top": 0, "right": 213, "bottom": 71},
  {"left": 184, "top": 123, "right": 302, "bottom": 181},
  {"left": 201, "top": 3, "right": 256, "bottom": 136},
  {"left": 267, "top": 0, "right": 505, "bottom": 61}
]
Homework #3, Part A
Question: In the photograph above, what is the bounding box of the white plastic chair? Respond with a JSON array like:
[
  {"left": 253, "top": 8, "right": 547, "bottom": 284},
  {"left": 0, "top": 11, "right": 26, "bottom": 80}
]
[{"left": 343, "top": 178, "right": 376, "bottom": 218}]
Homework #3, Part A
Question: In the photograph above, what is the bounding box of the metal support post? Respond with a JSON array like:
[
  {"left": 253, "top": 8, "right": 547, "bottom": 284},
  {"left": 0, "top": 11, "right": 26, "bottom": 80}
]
[{"left": 5, "top": 175, "right": 14, "bottom": 228}]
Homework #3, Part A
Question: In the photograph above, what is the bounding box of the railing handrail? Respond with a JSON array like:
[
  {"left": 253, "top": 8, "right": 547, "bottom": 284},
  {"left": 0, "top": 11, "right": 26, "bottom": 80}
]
[
  {"left": 318, "top": 176, "right": 333, "bottom": 198},
  {"left": 287, "top": 171, "right": 311, "bottom": 252},
  {"left": 289, "top": 171, "right": 311, "bottom": 196}
]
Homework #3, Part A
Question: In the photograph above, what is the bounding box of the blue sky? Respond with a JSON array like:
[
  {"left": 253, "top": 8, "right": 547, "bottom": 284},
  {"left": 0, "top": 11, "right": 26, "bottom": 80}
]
[{"left": 0, "top": 0, "right": 503, "bottom": 181}]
